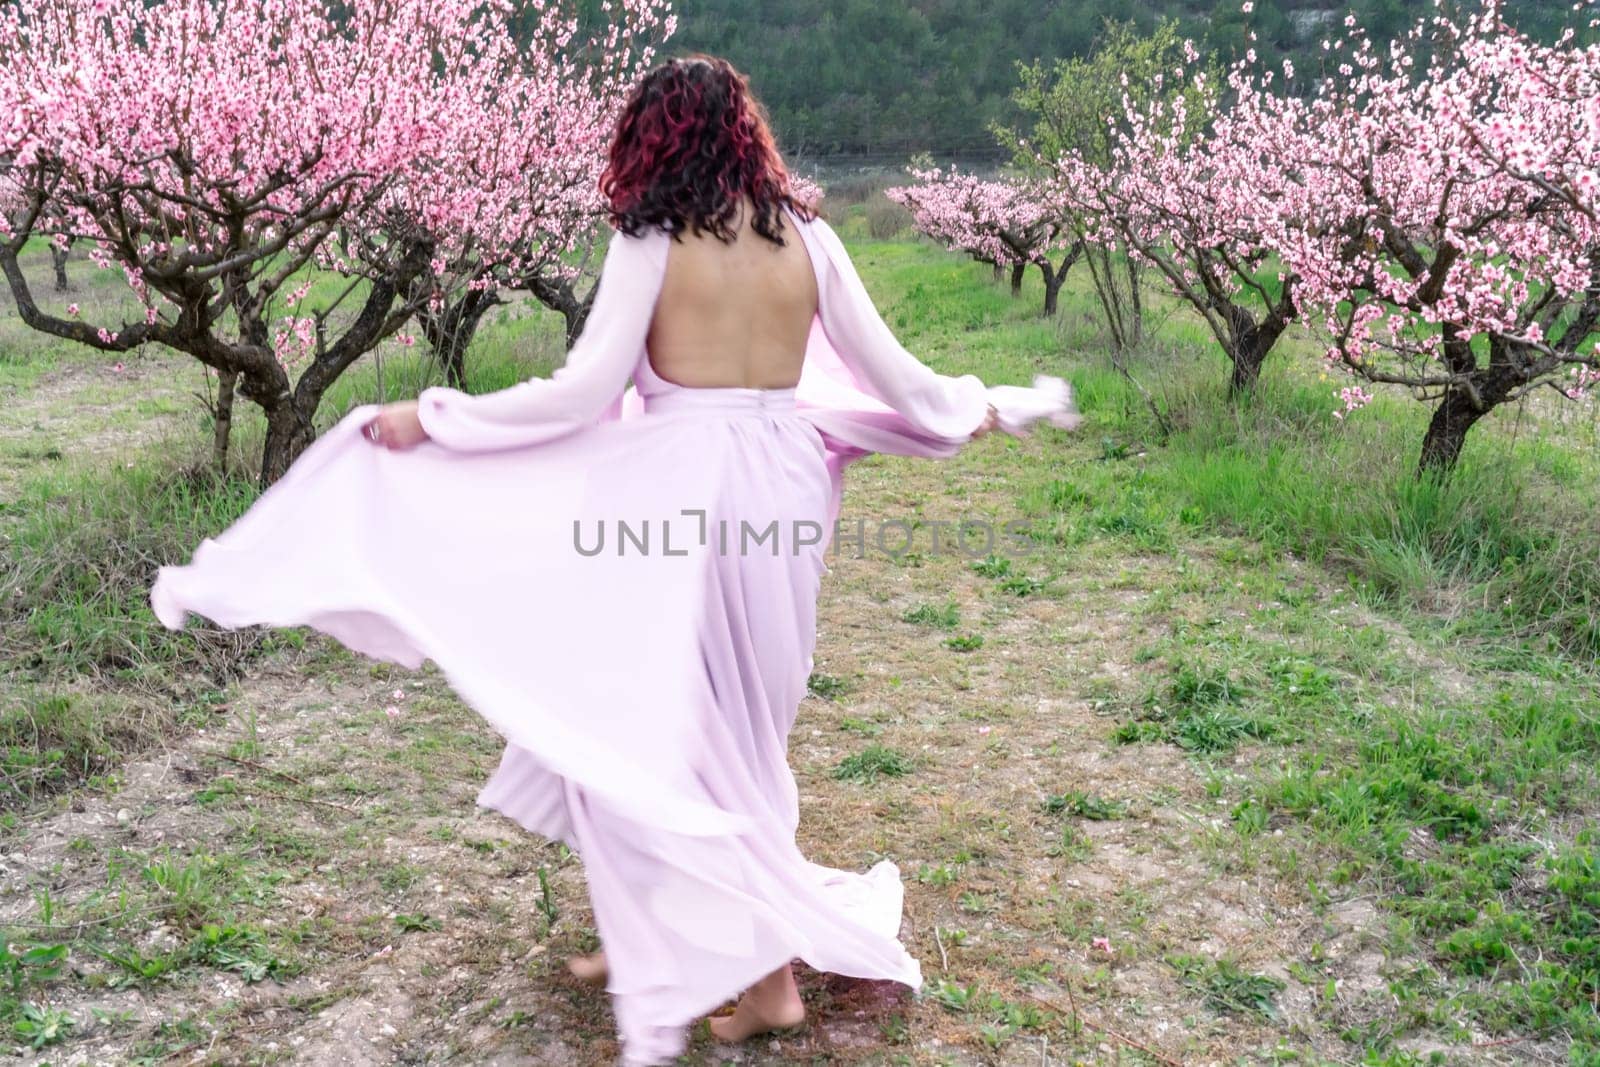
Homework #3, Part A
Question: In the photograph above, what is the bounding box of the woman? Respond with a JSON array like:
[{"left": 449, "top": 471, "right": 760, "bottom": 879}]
[{"left": 152, "top": 55, "right": 1077, "bottom": 1064}]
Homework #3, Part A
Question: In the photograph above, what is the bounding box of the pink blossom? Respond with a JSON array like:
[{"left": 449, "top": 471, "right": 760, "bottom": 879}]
[
  {"left": 789, "top": 174, "right": 825, "bottom": 207},
  {"left": 0, "top": 0, "right": 672, "bottom": 478},
  {"left": 1332, "top": 386, "right": 1374, "bottom": 420}
]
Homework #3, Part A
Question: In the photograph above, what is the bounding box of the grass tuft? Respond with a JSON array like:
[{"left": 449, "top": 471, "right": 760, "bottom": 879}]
[
  {"left": 901, "top": 601, "right": 960, "bottom": 629},
  {"left": 1169, "top": 953, "right": 1286, "bottom": 1020},
  {"left": 832, "top": 744, "right": 913, "bottom": 783}
]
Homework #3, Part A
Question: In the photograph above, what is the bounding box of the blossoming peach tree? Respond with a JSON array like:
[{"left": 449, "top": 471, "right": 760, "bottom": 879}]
[
  {"left": 0, "top": 0, "right": 668, "bottom": 483},
  {"left": 372, "top": 1, "right": 671, "bottom": 387},
  {"left": 1050, "top": 43, "right": 1304, "bottom": 395},
  {"left": 886, "top": 165, "right": 1080, "bottom": 315},
  {"left": 1278, "top": 3, "right": 1600, "bottom": 472},
  {"left": 996, "top": 20, "right": 1211, "bottom": 354},
  {"left": 1039, "top": 2, "right": 1597, "bottom": 454}
]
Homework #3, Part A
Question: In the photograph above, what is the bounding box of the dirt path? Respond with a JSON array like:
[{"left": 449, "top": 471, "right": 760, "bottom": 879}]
[{"left": 0, "top": 348, "right": 1545, "bottom": 1066}]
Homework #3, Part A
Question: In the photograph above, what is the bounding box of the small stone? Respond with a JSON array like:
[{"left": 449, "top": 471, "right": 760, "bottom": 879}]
[{"left": 115, "top": 808, "right": 132, "bottom": 825}]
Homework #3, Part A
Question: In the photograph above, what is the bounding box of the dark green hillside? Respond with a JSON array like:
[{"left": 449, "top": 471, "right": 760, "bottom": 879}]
[{"left": 574, "top": 0, "right": 1591, "bottom": 158}]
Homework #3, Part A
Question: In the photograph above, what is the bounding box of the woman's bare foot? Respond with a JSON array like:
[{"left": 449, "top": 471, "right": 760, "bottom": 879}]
[
  {"left": 707, "top": 964, "right": 805, "bottom": 1043},
  {"left": 566, "top": 950, "right": 608, "bottom": 985}
]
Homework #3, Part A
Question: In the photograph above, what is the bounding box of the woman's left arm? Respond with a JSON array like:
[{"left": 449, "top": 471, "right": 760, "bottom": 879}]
[{"left": 369, "top": 228, "right": 667, "bottom": 452}]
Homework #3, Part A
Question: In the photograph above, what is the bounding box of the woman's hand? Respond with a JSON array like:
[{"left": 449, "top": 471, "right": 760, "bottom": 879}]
[
  {"left": 970, "top": 404, "right": 1000, "bottom": 439},
  {"left": 364, "top": 400, "right": 429, "bottom": 451}
]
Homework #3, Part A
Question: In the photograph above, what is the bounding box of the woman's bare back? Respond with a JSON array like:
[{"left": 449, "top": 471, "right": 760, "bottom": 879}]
[{"left": 645, "top": 196, "right": 818, "bottom": 390}]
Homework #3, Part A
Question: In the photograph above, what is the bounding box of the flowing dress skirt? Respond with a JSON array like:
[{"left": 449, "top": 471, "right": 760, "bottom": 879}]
[{"left": 151, "top": 382, "right": 922, "bottom": 1064}]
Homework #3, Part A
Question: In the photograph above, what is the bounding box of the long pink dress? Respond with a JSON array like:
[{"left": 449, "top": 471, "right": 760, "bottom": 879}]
[{"left": 150, "top": 204, "right": 1073, "bottom": 1064}]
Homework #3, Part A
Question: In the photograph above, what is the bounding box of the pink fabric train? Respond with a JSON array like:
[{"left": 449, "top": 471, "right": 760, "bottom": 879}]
[{"left": 151, "top": 205, "right": 1076, "bottom": 1064}]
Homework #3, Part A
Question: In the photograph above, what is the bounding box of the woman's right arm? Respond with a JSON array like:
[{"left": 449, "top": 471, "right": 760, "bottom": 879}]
[
  {"left": 801, "top": 214, "right": 1079, "bottom": 440},
  {"left": 800, "top": 215, "right": 994, "bottom": 443}
]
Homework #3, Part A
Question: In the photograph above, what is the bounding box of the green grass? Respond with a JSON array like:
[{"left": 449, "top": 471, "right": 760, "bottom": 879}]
[
  {"left": 845, "top": 224, "right": 1600, "bottom": 664},
  {"left": 901, "top": 600, "right": 961, "bottom": 629},
  {"left": 1111, "top": 655, "right": 1279, "bottom": 754},
  {"left": 0, "top": 836, "right": 301, "bottom": 1045},
  {"left": 0, "top": 455, "right": 266, "bottom": 804},
  {"left": 1139, "top": 388, "right": 1600, "bottom": 658},
  {"left": 1102, "top": 620, "right": 1598, "bottom": 1050},
  {"left": 1256, "top": 685, "right": 1600, "bottom": 1048},
  {"left": 0, "top": 692, "right": 176, "bottom": 802},
  {"left": 1168, "top": 953, "right": 1287, "bottom": 1021},
  {"left": 1042, "top": 790, "right": 1127, "bottom": 821},
  {"left": 832, "top": 744, "right": 913, "bottom": 783},
  {"left": 855, "top": 224, "right": 1600, "bottom": 1058},
  {"left": 2, "top": 461, "right": 260, "bottom": 676},
  {"left": 807, "top": 672, "right": 854, "bottom": 701}
]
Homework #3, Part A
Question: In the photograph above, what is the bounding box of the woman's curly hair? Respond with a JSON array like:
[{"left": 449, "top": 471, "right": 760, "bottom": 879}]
[{"left": 600, "top": 55, "right": 816, "bottom": 245}]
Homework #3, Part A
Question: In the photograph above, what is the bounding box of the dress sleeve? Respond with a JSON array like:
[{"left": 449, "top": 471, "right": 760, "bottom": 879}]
[
  {"left": 799, "top": 214, "right": 992, "bottom": 443},
  {"left": 415, "top": 227, "right": 667, "bottom": 452}
]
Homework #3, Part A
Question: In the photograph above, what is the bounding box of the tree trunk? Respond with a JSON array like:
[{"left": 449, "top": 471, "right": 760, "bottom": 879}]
[
  {"left": 992, "top": 262, "right": 1005, "bottom": 284},
  {"left": 1041, "top": 263, "right": 1063, "bottom": 317},
  {"left": 1417, "top": 386, "right": 1487, "bottom": 475},
  {"left": 1010, "top": 262, "right": 1025, "bottom": 297},
  {"left": 1229, "top": 340, "right": 1267, "bottom": 395},
  {"left": 1084, "top": 245, "right": 1139, "bottom": 355},
  {"left": 560, "top": 295, "right": 592, "bottom": 348},
  {"left": 259, "top": 398, "right": 315, "bottom": 488},
  {"left": 1037, "top": 243, "right": 1083, "bottom": 318},
  {"left": 1200, "top": 273, "right": 1296, "bottom": 399},
  {"left": 439, "top": 341, "right": 466, "bottom": 390},
  {"left": 422, "top": 288, "right": 502, "bottom": 389},
  {"left": 527, "top": 273, "right": 597, "bottom": 350},
  {"left": 1125, "top": 255, "right": 1144, "bottom": 348},
  {"left": 50, "top": 245, "right": 69, "bottom": 292},
  {"left": 211, "top": 369, "right": 237, "bottom": 475},
  {"left": 262, "top": 240, "right": 430, "bottom": 485},
  {"left": 1226, "top": 313, "right": 1290, "bottom": 397}
]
